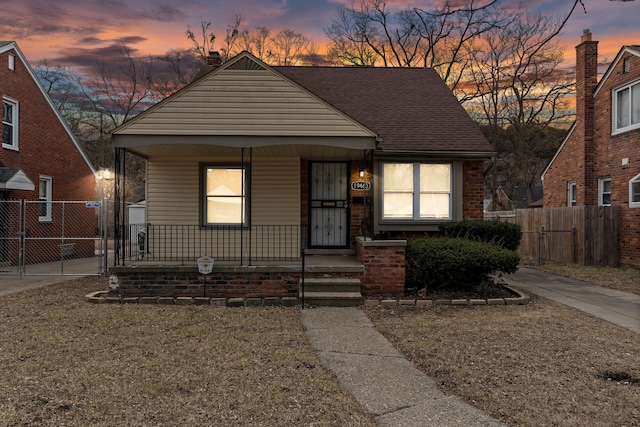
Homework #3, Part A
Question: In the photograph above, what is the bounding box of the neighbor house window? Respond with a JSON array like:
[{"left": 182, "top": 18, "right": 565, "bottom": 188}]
[
  {"left": 630, "top": 173, "right": 640, "bottom": 208},
  {"left": 613, "top": 80, "right": 640, "bottom": 133},
  {"left": 567, "top": 181, "right": 577, "bottom": 206},
  {"left": 2, "top": 97, "right": 18, "bottom": 149},
  {"left": 203, "top": 165, "right": 246, "bottom": 225},
  {"left": 39, "top": 176, "right": 52, "bottom": 222},
  {"left": 598, "top": 177, "right": 611, "bottom": 206},
  {"left": 382, "top": 162, "right": 451, "bottom": 220},
  {"left": 8, "top": 53, "right": 15, "bottom": 71}
]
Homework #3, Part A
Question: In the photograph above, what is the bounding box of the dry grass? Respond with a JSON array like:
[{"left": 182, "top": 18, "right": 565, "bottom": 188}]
[
  {"left": 0, "top": 277, "right": 375, "bottom": 427},
  {"left": 534, "top": 263, "right": 640, "bottom": 295},
  {"left": 366, "top": 297, "right": 640, "bottom": 427}
]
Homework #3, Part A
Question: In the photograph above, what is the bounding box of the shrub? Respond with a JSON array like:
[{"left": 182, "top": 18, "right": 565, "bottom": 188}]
[
  {"left": 406, "top": 237, "right": 520, "bottom": 292},
  {"left": 438, "top": 220, "right": 522, "bottom": 251}
]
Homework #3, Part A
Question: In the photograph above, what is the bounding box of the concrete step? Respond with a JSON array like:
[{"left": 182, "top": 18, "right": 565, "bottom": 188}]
[
  {"left": 300, "top": 291, "right": 364, "bottom": 307},
  {"left": 301, "top": 277, "right": 362, "bottom": 293}
]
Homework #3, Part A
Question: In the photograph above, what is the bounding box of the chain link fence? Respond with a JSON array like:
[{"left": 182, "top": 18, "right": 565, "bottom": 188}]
[{"left": 0, "top": 200, "right": 104, "bottom": 276}]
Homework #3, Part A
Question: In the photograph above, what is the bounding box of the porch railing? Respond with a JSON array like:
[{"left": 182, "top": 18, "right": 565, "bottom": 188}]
[{"left": 120, "top": 224, "right": 302, "bottom": 265}]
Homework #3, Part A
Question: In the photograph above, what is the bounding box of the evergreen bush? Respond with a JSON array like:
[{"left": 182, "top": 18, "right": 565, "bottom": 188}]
[
  {"left": 406, "top": 237, "right": 520, "bottom": 291},
  {"left": 438, "top": 220, "right": 522, "bottom": 251}
]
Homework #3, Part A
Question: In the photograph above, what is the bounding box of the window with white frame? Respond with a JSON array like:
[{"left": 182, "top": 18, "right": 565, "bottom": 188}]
[
  {"left": 598, "top": 177, "right": 612, "bottom": 206},
  {"left": 567, "top": 181, "right": 577, "bottom": 206},
  {"left": 8, "top": 53, "right": 15, "bottom": 71},
  {"left": 202, "top": 165, "right": 247, "bottom": 225},
  {"left": 630, "top": 173, "right": 640, "bottom": 208},
  {"left": 382, "top": 162, "right": 451, "bottom": 220},
  {"left": 613, "top": 80, "right": 640, "bottom": 133},
  {"left": 2, "top": 97, "right": 18, "bottom": 149},
  {"left": 39, "top": 176, "right": 52, "bottom": 221}
]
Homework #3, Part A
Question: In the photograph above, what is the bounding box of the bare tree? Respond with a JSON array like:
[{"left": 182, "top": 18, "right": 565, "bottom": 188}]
[
  {"left": 324, "top": 0, "right": 507, "bottom": 92},
  {"left": 237, "top": 26, "right": 271, "bottom": 60},
  {"left": 464, "top": 9, "right": 576, "bottom": 206},
  {"left": 186, "top": 16, "right": 242, "bottom": 63},
  {"left": 269, "top": 29, "right": 311, "bottom": 65},
  {"left": 35, "top": 61, "right": 88, "bottom": 135}
]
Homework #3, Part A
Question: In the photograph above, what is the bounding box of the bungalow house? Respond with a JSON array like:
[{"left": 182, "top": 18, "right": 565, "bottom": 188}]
[
  {"left": 0, "top": 41, "right": 96, "bottom": 269},
  {"left": 542, "top": 31, "right": 640, "bottom": 268},
  {"left": 111, "top": 51, "right": 492, "bottom": 302}
]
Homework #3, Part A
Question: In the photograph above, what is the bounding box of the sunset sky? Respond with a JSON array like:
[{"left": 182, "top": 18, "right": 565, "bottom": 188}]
[{"left": 2, "top": 0, "right": 639, "bottom": 70}]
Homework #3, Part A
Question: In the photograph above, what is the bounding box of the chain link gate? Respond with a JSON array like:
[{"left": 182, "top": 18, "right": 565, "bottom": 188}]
[{"left": 0, "top": 200, "right": 105, "bottom": 276}]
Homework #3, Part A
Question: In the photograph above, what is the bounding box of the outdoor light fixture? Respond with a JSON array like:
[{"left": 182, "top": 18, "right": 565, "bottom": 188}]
[{"left": 359, "top": 168, "right": 365, "bottom": 178}]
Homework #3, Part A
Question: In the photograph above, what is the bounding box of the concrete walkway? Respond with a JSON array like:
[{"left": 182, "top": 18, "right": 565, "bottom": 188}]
[
  {"left": 302, "top": 307, "right": 506, "bottom": 427},
  {"left": 503, "top": 267, "right": 640, "bottom": 334}
]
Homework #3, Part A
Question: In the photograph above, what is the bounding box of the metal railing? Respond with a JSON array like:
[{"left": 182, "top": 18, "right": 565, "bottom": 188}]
[{"left": 120, "top": 224, "right": 303, "bottom": 266}]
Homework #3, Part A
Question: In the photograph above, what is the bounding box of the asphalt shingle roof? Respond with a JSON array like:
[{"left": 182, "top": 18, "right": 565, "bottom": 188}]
[{"left": 275, "top": 66, "right": 491, "bottom": 153}]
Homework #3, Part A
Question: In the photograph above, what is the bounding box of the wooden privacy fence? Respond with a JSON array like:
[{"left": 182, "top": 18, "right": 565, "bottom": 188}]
[{"left": 485, "top": 206, "right": 620, "bottom": 266}]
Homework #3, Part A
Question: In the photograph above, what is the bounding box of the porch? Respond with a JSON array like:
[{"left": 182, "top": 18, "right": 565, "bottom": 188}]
[{"left": 110, "top": 236, "right": 406, "bottom": 303}]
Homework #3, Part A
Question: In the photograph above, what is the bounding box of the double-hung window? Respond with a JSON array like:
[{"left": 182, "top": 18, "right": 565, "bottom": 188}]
[
  {"left": 567, "top": 181, "right": 577, "bottom": 206},
  {"left": 382, "top": 162, "right": 451, "bottom": 220},
  {"left": 613, "top": 80, "right": 640, "bottom": 133},
  {"left": 598, "top": 177, "right": 611, "bottom": 206},
  {"left": 630, "top": 173, "right": 640, "bottom": 208},
  {"left": 203, "top": 165, "right": 247, "bottom": 225},
  {"left": 39, "top": 176, "right": 52, "bottom": 222},
  {"left": 2, "top": 97, "right": 18, "bottom": 150}
]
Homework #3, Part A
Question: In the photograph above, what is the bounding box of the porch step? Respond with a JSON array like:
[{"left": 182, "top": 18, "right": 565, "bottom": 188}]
[{"left": 299, "top": 278, "right": 363, "bottom": 306}]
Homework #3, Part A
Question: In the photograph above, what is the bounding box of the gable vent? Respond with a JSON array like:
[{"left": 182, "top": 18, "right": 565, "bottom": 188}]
[{"left": 226, "top": 56, "right": 266, "bottom": 71}]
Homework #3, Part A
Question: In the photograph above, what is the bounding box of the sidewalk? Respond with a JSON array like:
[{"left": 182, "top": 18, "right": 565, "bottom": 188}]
[
  {"left": 302, "top": 307, "right": 506, "bottom": 427},
  {"left": 502, "top": 267, "right": 640, "bottom": 334},
  {"left": 0, "top": 275, "right": 84, "bottom": 297}
]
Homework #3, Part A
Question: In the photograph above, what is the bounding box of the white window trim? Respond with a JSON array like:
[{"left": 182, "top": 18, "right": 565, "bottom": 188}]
[
  {"left": 567, "top": 181, "right": 577, "bottom": 206},
  {"left": 630, "top": 172, "right": 640, "bottom": 208},
  {"left": 598, "top": 177, "right": 612, "bottom": 207},
  {"left": 8, "top": 53, "right": 15, "bottom": 71},
  {"left": 2, "top": 96, "right": 19, "bottom": 150},
  {"left": 381, "top": 162, "right": 452, "bottom": 221},
  {"left": 39, "top": 176, "right": 52, "bottom": 222},
  {"left": 612, "top": 79, "right": 640, "bottom": 135}
]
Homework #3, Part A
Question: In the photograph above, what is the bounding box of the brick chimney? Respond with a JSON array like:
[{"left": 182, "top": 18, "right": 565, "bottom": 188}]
[
  {"left": 575, "top": 29, "right": 599, "bottom": 204},
  {"left": 207, "top": 51, "right": 222, "bottom": 66}
]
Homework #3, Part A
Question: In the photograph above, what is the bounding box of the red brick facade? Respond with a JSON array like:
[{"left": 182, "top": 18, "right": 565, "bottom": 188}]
[
  {"left": 0, "top": 44, "right": 96, "bottom": 263},
  {"left": 543, "top": 32, "right": 640, "bottom": 266}
]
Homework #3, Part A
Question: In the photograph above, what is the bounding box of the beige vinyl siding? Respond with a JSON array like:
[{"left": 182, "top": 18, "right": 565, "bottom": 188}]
[
  {"left": 251, "top": 157, "right": 299, "bottom": 225},
  {"left": 147, "top": 156, "right": 299, "bottom": 226},
  {"left": 117, "top": 69, "right": 372, "bottom": 137}
]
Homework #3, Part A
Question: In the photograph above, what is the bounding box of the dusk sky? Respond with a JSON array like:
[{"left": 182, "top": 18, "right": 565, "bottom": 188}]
[{"left": 2, "top": 0, "right": 639, "bottom": 70}]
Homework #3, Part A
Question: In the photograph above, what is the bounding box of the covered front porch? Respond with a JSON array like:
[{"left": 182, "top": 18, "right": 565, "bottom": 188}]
[{"left": 110, "top": 237, "right": 406, "bottom": 302}]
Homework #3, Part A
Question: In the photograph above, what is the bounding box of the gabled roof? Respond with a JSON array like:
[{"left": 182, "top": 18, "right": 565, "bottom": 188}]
[
  {"left": 0, "top": 167, "right": 35, "bottom": 191},
  {"left": 116, "top": 51, "right": 491, "bottom": 156},
  {"left": 594, "top": 45, "right": 640, "bottom": 97},
  {"left": 276, "top": 66, "right": 491, "bottom": 154},
  {"left": 0, "top": 41, "right": 96, "bottom": 174}
]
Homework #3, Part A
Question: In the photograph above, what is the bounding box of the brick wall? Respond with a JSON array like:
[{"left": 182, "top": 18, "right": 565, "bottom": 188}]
[
  {"left": 544, "top": 34, "right": 640, "bottom": 266},
  {"left": 356, "top": 236, "right": 406, "bottom": 297},
  {"left": 462, "top": 160, "right": 485, "bottom": 220},
  {"left": 1, "top": 47, "right": 96, "bottom": 264},
  {"left": 0, "top": 47, "right": 95, "bottom": 203}
]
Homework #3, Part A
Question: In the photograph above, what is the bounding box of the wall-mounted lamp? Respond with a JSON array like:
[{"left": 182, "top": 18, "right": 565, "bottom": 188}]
[{"left": 359, "top": 168, "right": 365, "bottom": 178}]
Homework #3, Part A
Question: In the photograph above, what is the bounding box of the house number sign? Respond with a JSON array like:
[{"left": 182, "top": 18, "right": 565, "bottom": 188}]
[{"left": 351, "top": 181, "right": 371, "bottom": 191}]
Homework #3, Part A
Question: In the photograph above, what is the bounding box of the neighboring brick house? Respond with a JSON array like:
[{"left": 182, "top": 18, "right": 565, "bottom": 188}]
[
  {"left": 542, "top": 31, "right": 640, "bottom": 267},
  {"left": 0, "top": 41, "right": 96, "bottom": 263}
]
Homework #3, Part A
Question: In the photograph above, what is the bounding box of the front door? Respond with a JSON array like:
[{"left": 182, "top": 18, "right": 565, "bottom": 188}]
[{"left": 309, "top": 162, "right": 349, "bottom": 248}]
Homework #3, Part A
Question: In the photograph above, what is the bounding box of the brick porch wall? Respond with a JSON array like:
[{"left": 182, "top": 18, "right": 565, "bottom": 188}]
[{"left": 356, "top": 236, "right": 406, "bottom": 298}]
